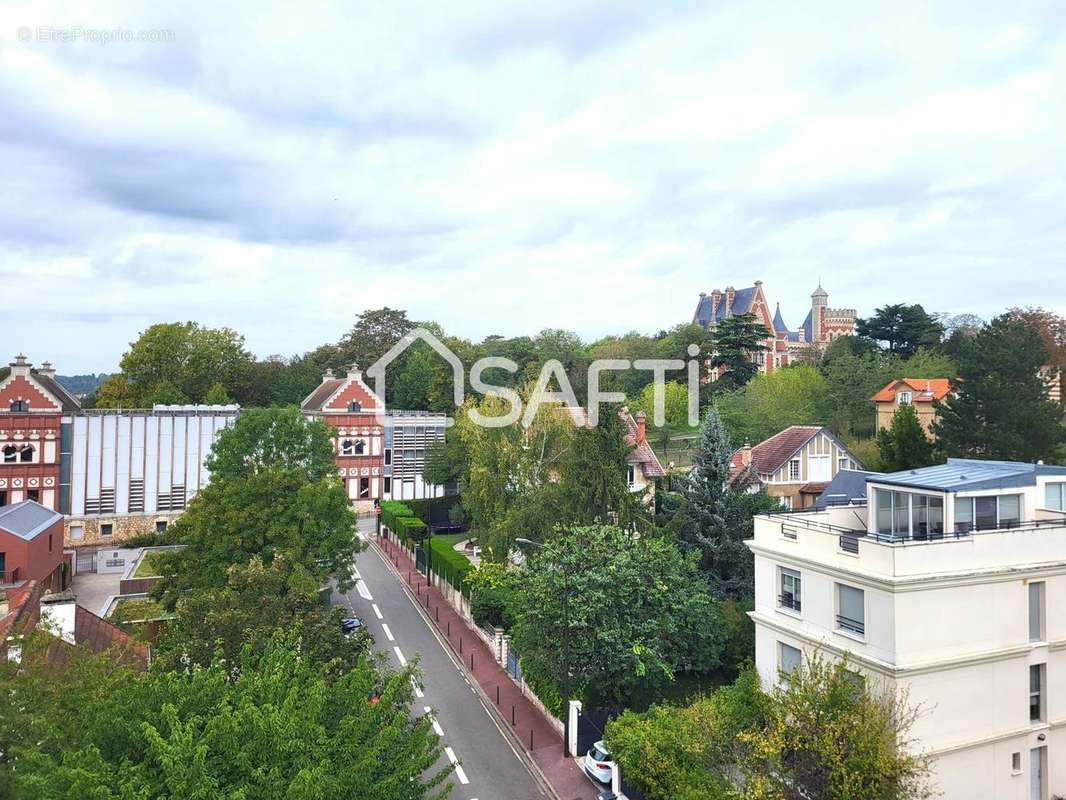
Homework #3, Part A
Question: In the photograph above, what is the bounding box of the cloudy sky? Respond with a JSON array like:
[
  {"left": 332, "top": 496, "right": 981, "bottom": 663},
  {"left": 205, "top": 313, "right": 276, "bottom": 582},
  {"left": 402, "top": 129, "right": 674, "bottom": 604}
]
[{"left": 1, "top": 1, "right": 1064, "bottom": 373}]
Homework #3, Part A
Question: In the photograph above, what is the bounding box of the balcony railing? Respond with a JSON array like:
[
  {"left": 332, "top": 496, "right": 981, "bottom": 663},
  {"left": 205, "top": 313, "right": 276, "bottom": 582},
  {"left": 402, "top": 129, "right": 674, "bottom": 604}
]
[
  {"left": 836, "top": 614, "right": 865, "bottom": 636},
  {"left": 1, "top": 567, "right": 20, "bottom": 584},
  {"left": 778, "top": 593, "right": 801, "bottom": 612}
]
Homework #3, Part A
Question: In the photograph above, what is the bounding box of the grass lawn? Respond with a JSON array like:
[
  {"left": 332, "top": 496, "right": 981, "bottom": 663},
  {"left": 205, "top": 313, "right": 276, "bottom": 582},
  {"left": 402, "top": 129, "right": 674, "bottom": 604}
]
[
  {"left": 110, "top": 598, "right": 167, "bottom": 625},
  {"left": 432, "top": 532, "right": 469, "bottom": 547},
  {"left": 132, "top": 550, "right": 166, "bottom": 578}
]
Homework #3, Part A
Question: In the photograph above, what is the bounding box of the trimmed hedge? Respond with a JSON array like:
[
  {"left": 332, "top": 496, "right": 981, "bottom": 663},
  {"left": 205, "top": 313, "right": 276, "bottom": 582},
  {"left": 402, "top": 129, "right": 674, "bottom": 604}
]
[
  {"left": 394, "top": 516, "right": 428, "bottom": 544},
  {"left": 379, "top": 500, "right": 414, "bottom": 531},
  {"left": 428, "top": 535, "right": 473, "bottom": 595}
]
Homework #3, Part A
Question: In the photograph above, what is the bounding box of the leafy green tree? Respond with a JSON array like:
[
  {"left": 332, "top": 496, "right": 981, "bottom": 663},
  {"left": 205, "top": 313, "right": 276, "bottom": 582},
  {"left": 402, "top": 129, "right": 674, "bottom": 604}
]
[
  {"left": 631, "top": 380, "right": 693, "bottom": 431},
  {"left": 708, "top": 313, "right": 769, "bottom": 393},
  {"left": 423, "top": 424, "right": 468, "bottom": 487},
  {"left": 934, "top": 315, "right": 1065, "bottom": 461},
  {"left": 715, "top": 365, "right": 829, "bottom": 445},
  {"left": 510, "top": 524, "right": 726, "bottom": 710},
  {"left": 0, "top": 629, "right": 449, "bottom": 800},
  {"left": 207, "top": 406, "right": 338, "bottom": 482},
  {"left": 152, "top": 555, "right": 367, "bottom": 676},
  {"left": 677, "top": 408, "right": 777, "bottom": 599},
  {"left": 856, "top": 303, "right": 944, "bottom": 358},
  {"left": 99, "top": 321, "right": 255, "bottom": 408},
  {"left": 876, "top": 404, "right": 935, "bottom": 472},
  {"left": 335, "top": 307, "right": 416, "bottom": 372},
  {"left": 203, "top": 381, "right": 231, "bottom": 404},
  {"left": 738, "top": 654, "right": 934, "bottom": 800}
]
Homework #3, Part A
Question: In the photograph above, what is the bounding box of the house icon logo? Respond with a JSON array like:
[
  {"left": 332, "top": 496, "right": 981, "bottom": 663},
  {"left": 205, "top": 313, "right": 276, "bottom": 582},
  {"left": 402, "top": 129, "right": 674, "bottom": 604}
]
[{"left": 365, "top": 328, "right": 465, "bottom": 424}]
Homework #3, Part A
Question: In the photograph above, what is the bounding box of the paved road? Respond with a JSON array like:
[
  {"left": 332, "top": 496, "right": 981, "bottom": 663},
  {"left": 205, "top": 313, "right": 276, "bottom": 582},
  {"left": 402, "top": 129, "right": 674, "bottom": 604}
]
[{"left": 334, "top": 518, "right": 548, "bottom": 800}]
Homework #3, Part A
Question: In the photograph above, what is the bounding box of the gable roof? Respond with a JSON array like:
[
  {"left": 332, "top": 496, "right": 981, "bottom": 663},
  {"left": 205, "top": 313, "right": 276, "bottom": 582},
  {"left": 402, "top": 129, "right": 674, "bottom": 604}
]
[
  {"left": 0, "top": 367, "right": 81, "bottom": 414},
  {"left": 300, "top": 368, "right": 384, "bottom": 414},
  {"left": 619, "top": 409, "right": 665, "bottom": 478},
  {"left": 729, "top": 425, "right": 823, "bottom": 478},
  {"left": 0, "top": 501, "right": 63, "bottom": 540},
  {"left": 870, "top": 378, "right": 952, "bottom": 403}
]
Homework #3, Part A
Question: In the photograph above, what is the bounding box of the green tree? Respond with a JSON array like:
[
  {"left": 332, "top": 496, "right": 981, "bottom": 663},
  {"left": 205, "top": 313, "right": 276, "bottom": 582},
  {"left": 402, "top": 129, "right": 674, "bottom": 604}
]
[
  {"left": 335, "top": 307, "right": 416, "bottom": 372},
  {"left": 677, "top": 408, "right": 777, "bottom": 599},
  {"left": 203, "top": 381, "right": 231, "bottom": 405},
  {"left": 510, "top": 524, "right": 725, "bottom": 710},
  {"left": 856, "top": 303, "right": 944, "bottom": 358},
  {"left": 99, "top": 321, "right": 255, "bottom": 407},
  {"left": 738, "top": 655, "right": 934, "bottom": 800},
  {"left": 423, "top": 423, "right": 467, "bottom": 487},
  {"left": 708, "top": 313, "right": 769, "bottom": 393},
  {"left": 152, "top": 555, "right": 367, "bottom": 676},
  {"left": 206, "top": 406, "right": 338, "bottom": 482},
  {"left": 876, "top": 404, "right": 935, "bottom": 472},
  {"left": 934, "top": 315, "right": 1065, "bottom": 461},
  {"left": 715, "top": 365, "right": 829, "bottom": 445},
  {"left": 631, "top": 380, "right": 693, "bottom": 431},
  {"left": 0, "top": 629, "right": 449, "bottom": 800}
]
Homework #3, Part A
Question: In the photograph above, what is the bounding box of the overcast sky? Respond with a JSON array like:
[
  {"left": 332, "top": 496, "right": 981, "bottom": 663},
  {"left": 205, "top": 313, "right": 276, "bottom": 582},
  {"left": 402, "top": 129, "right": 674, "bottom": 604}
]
[{"left": 2, "top": 1, "right": 1064, "bottom": 373}]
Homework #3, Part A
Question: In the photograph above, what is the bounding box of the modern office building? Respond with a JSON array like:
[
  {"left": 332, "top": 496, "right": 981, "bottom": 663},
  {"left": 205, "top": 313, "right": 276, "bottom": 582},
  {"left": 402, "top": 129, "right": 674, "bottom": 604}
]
[{"left": 748, "top": 459, "right": 1066, "bottom": 799}]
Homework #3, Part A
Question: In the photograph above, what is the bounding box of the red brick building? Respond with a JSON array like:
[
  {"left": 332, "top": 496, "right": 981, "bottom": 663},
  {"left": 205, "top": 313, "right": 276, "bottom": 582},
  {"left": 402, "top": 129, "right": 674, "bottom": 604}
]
[{"left": 0, "top": 500, "right": 64, "bottom": 589}]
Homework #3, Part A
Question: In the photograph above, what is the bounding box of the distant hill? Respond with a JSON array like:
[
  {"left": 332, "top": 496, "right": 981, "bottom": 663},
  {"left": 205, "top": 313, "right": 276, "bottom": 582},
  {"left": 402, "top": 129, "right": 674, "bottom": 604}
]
[{"left": 57, "top": 373, "right": 111, "bottom": 398}]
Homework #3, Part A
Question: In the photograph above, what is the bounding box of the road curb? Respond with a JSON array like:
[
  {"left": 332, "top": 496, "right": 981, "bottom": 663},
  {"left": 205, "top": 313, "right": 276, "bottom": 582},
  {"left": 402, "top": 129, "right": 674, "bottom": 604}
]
[{"left": 367, "top": 535, "right": 565, "bottom": 800}]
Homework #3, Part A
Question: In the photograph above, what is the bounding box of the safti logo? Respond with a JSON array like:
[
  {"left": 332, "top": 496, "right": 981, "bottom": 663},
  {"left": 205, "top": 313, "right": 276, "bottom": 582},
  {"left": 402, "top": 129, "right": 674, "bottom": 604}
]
[{"left": 367, "top": 327, "right": 702, "bottom": 429}]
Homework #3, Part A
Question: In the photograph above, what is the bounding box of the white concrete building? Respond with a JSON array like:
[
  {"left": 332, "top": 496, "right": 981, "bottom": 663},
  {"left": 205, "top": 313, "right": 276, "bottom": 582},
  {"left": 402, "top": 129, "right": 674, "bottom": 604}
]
[{"left": 748, "top": 459, "right": 1066, "bottom": 800}]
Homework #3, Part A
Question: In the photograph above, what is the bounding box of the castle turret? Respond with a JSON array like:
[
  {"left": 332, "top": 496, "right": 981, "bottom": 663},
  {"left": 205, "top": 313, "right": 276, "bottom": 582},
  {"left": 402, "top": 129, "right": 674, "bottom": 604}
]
[{"left": 811, "top": 284, "right": 828, "bottom": 344}]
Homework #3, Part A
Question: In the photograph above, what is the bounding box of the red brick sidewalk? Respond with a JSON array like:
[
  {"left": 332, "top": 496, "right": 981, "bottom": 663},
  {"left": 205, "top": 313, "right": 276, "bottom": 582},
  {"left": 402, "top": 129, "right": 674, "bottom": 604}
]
[{"left": 373, "top": 534, "right": 600, "bottom": 800}]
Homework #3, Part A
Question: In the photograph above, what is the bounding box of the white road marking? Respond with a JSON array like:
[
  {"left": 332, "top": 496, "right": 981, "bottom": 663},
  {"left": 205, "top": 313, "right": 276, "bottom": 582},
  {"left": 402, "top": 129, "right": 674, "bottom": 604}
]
[
  {"left": 356, "top": 580, "right": 373, "bottom": 600},
  {"left": 411, "top": 679, "right": 424, "bottom": 699},
  {"left": 372, "top": 603, "right": 383, "bottom": 619},
  {"left": 382, "top": 623, "right": 395, "bottom": 642},
  {"left": 393, "top": 646, "right": 407, "bottom": 666},
  {"left": 424, "top": 706, "right": 444, "bottom": 736},
  {"left": 444, "top": 747, "right": 470, "bottom": 784}
]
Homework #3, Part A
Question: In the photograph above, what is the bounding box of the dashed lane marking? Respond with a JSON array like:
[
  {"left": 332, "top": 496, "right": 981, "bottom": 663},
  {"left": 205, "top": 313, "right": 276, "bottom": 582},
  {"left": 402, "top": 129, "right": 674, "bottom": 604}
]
[
  {"left": 444, "top": 747, "right": 470, "bottom": 785},
  {"left": 356, "top": 579, "right": 373, "bottom": 600},
  {"left": 372, "top": 603, "right": 383, "bottom": 620},
  {"left": 393, "top": 645, "right": 407, "bottom": 666},
  {"left": 382, "top": 623, "right": 395, "bottom": 642},
  {"left": 424, "top": 706, "right": 445, "bottom": 737},
  {"left": 411, "top": 679, "right": 425, "bottom": 699}
]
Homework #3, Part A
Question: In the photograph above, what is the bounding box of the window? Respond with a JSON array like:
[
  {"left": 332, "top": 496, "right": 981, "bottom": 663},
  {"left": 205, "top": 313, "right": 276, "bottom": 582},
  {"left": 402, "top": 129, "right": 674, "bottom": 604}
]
[
  {"left": 876, "top": 489, "right": 943, "bottom": 539},
  {"left": 836, "top": 583, "right": 865, "bottom": 636},
  {"left": 100, "top": 523, "right": 113, "bottom": 538},
  {"left": 778, "top": 568, "right": 801, "bottom": 612},
  {"left": 897, "top": 391, "right": 912, "bottom": 405},
  {"left": 0, "top": 490, "right": 7, "bottom": 507},
  {"left": 69, "top": 525, "right": 83, "bottom": 541},
  {"left": 1011, "top": 751, "right": 1021, "bottom": 774},
  {"left": 788, "top": 459, "right": 800, "bottom": 481},
  {"left": 2, "top": 445, "right": 16, "bottom": 463},
  {"left": 778, "top": 642, "right": 802, "bottom": 677},
  {"left": 8, "top": 400, "right": 29, "bottom": 412},
  {"left": 359, "top": 477, "right": 370, "bottom": 499},
  {"left": 1029, "top": 582, "right": 1045, "bottom": 642},
  {"left": 48, "top": 533, "right": 53, "bottom": 553},
  {"left": 626, "top": 465, "right": 635, "bottom": 486},
  {"left": 808, "top": 454, "right": 831, "bottom": 482},
  {"left": 955, "top": 494, "right": 1024, "bottom": 532},
  {"left": 155, "top": 520, "right": 168, "bottom": 533},
  {"left": 383, "top": 477, "right": 391, "bottom": 494},
  {"left": 837, "top": 456, "right": 850, "bottom": 472},
  {"left": 384, "top": 448, "right": 392, "bottom": 466},
  {"left": 1045, "top": 482, "right": 1066, "bottom": 511},
  {"left": 779, "top": 495, "right": 793, "bottom": 510},
  {"left": 341, "top": 439, "right": 355, "bottom": 455},
  {"left": 354, "top": 439, "right": 366, "bottom": 455},
  {"left": 1030, "top": 664, "right": 1045, "bottom": 722},
  {"left": 19, "top": 446, "right": 34, "bottom": 463},
  {"left": 347, "top": 401, "right": 361, "bottom": 412},
  {"left": 27, "top": 489, "right": 39, "bottom": 502}
]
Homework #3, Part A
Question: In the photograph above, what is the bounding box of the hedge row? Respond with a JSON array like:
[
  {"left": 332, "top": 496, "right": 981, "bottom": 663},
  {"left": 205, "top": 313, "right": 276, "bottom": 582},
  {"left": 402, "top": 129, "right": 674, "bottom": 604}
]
[
  {"left": 428, "top": 535, "right": 473, "bottom": 595},
  {"left": 394, "top": 516, "right": 428, "bottom": 544},
  {"left": 379, "top": 500, "right": 413, "bottom": 531}
]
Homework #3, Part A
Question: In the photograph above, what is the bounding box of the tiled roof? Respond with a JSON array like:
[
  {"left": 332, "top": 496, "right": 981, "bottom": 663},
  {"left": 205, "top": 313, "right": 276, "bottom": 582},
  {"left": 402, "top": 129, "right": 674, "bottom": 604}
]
[
  {"left": 0, "top": 501, "right": 63, "bottom": 540},
  {"left": 300, "top": 377, "right": 345, "bottom": 412},
  {"left": 0, "top": 368, "right": 81, "bottom": 413},
  {"left": 74, "top": 605, "right": 149, "bottom": 668},
  {"left": 870, "top": 378, "right": 952, "bottom": 403},
  {"left": 729, "top": 425, "right": 823, "bottom": 479}
]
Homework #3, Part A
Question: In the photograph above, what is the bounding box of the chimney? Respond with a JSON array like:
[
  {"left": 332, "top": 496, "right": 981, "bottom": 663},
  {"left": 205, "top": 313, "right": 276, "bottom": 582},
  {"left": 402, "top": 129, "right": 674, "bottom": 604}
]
[
  {"left": 9, "top": 354, "right": 31, "bottom": 378},
  {"left": 322, "top": 367, "right": 335, "bottom": 382},
  {"left": 724, "top": 286, "right": 735, "bottom": 316},
  {"left": 740, "top": 441, "right": 753, "bottom": 466},
  {"left": 635, "top": 410, "right": 647, "bottom": 444},
  {"left": 347, "top": 363, "right": 362, "bottom": 379},
  {"left": 710, "top": 289, "right": 722, "bottom": 320},
  {"left": 38, "top": 361, "right": 56, "bottom": 378}
]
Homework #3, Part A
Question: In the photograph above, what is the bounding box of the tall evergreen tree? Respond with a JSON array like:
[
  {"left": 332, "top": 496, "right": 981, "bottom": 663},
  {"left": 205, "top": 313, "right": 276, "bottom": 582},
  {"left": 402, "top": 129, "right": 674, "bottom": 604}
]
[
  {"left": 933, "top": 315, "right": 1065, "bottom": 461},
  {"left": 876, "top": 403, "right": 935, "bottom": 472},
  {"left": 857, "top": 303, "right": 944, "bottom": 358},
  {"left": 709, "top": 313, "right": 769, "bottom": 393},
  {"left": 677, "top": 409, "right": 777, "bottom": 599}
]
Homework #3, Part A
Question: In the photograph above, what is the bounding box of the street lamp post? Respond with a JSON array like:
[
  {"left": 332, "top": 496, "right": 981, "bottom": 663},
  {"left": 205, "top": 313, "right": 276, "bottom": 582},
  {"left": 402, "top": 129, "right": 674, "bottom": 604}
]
[{"left": 516, "top": 538, "right": 572, "bottom": 758}]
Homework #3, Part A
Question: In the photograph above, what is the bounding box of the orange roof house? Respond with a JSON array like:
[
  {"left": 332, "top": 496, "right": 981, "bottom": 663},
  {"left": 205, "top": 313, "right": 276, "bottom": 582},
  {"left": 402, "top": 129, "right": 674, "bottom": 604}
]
[{"left": 871, "top": 378, "right": 952, "bottom": 435}]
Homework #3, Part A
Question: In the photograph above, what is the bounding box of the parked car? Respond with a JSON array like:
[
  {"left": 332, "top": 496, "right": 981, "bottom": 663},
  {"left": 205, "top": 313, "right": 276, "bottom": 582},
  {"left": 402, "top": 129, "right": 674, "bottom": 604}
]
[
  {"left": 340, "top": 617, "right": 363, "bottom": 636},
  {"left": 584, "top": 741, "right": 614, "bottom": 784}
]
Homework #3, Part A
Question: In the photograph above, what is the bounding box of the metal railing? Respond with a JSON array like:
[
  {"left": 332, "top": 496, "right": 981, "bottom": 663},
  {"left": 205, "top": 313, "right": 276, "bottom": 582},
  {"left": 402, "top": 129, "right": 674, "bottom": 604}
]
[
  {"left": 1, "top": 567, "right": 20, "bottom": 584},
  {"left": 777, "top": 593, "right": 801, "bottom": 612},
  {"left": 836, "top": 614, "right": 865, "bottom": 636}
]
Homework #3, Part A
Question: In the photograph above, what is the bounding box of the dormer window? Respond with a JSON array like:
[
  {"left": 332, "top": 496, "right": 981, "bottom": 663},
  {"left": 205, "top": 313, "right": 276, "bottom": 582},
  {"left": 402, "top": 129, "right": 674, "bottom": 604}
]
[
  {"left": 9, "top": 400, "right": 29, "bottom": 412},
  {"left": 897, "top": 391, "right": 912, "bottom": 405},
  {"left": 347, "top": 401, "right": 362, "bottom": 412}
]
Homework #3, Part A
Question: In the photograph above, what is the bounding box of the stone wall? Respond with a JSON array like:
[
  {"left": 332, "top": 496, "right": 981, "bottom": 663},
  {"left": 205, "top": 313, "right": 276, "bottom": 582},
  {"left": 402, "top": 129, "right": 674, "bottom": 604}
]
[{"left": 64, "top": 512, "right": 183, "bottom": 547}]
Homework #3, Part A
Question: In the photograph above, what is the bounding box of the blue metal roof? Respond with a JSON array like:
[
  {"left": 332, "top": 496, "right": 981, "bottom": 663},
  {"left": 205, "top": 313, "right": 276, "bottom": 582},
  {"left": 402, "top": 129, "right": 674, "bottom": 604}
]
[
  {"left": 772, "top": 304, "right": 789, "bottom": 333},
  {"left": 869, "top": 459, "right": 1066, "bottom": 493},
  {"left": 694, "top": 286, "right": 759, "bottom": 330},
  {"left": 0, "top": 500, "right": 62, "bottom": 541},
  {"left": 814, "top": 469, "right": 878, "bottom": 509},
  {"left": 801, "top": 310, "right": 813, "bottom": 342}
]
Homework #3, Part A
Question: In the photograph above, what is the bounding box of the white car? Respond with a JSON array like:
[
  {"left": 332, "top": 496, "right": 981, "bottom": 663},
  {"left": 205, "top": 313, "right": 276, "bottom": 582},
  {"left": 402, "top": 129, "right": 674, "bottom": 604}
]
[{"left": 584, "top": 740, "right": 614, "bottom": 784}]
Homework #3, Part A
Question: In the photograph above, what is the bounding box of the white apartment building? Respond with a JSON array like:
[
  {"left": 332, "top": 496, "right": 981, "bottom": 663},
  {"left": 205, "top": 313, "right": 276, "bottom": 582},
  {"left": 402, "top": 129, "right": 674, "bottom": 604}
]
[{"left": 748, "top": 459, "right": 1066, "bottom": 800}]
